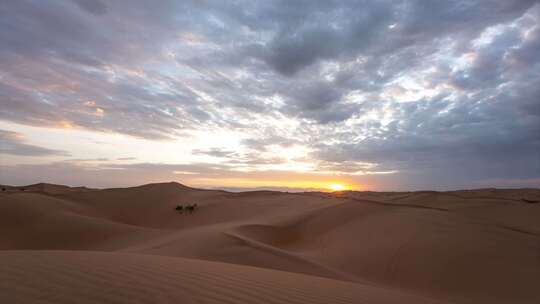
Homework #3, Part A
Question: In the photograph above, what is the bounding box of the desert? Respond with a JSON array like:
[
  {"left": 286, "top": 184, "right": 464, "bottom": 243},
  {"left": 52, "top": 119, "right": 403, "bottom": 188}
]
[
  {"left": 2, "top": 1, "right": 540, "bottom": 303},
  {"left": 1, "top": 183, "right": 538, "bottom": 303}
]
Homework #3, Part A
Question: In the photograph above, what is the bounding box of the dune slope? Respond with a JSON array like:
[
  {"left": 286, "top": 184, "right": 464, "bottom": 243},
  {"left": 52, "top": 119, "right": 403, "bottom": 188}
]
[
  {"left": 0, "top": 251, "right": 447, "bottom": 304},
  {"left": 230, "top": 200, "right": 540, "bottom": 304}
]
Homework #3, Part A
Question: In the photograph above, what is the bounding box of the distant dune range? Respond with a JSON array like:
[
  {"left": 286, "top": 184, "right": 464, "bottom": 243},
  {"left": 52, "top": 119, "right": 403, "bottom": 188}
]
[{"left": 1, "top": 182, "right": 539, "bottom": 304}]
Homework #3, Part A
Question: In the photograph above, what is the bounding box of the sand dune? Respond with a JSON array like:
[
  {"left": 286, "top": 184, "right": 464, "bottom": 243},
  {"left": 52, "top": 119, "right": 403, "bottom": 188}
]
[
  {"left": 231, "top": 201, "right": 540, "bottom": 304},
  {"left": 0, "top": 192, "right": 162, "bottom": 250},
  {"left": 1, "top": 182, "right": 539, "bottom": 303},
  {"left": 0, "top": 251, "right": 447, "bottom": 304}
]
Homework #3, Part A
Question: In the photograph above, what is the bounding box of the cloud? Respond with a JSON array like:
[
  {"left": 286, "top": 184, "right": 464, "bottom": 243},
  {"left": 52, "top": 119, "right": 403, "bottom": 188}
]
[
  {"left": 258, "top": 0, "right": 393, "bottom": 76},
  {"left": 192, "top": 148, "right": 237, "bottom": 158},
  {"left": 0, "top": 130, "right": 69, "bottom": 157},
  {"left": 313, "top": 89, "right": 540, "bottom": 184},
  {"left": 72, "top": 0, "right": 108, "bottom": 16},
  {"left": 279, "top": 80, "right": 358, "bottom": 123},
  {"left": 0, "top": 1, "right": 539, "bottom": 189}
]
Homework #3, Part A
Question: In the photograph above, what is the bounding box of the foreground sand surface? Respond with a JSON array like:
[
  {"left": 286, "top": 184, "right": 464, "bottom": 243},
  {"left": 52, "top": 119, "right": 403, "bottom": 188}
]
[
  {"left": 0, "top": 251, "right": 444, "bottom": 304},
  {"left": 1, "top": 183, "right": 539, "bottom": 304}
]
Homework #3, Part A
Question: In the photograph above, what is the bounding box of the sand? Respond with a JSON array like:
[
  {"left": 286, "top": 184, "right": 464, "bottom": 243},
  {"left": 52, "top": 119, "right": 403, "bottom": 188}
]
[
  {"left": 1, "top": 182, "right": 539, "bottom": 304},
  {"left": 0, "top": 251, "right": 446, "bottom": 304}
]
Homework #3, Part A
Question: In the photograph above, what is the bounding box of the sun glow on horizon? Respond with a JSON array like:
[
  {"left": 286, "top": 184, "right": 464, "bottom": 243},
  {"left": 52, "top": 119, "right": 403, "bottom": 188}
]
[{"left": 328, "top": 183, "right": 347, "bottom": 191}]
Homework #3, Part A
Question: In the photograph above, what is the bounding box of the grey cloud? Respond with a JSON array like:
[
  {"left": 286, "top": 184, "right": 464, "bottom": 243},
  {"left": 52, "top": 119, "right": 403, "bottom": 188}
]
[
  {"left": 72, "top": 0, "right": 108, "bottom": 15},
  {"left": 451, "top": 26, "right": 522, "bottom": 90},
  {"left": 1, "top": 1, "right": 539, "bottom": 189},
  {"left": 315, "top": 160, "right": 379, "bottom": 174},
  {"left": 263, "top": 28, "right": 343, "bottom": 76},
  {"left": 256, "top": 1, "right": 394, "bottom": 76},
  {"left": 279, "top": 80, "right": 359, "bottom": 123},
  {"left": 509, "top": 20, "right": 540, "bottom": 66},
  {"left": 286, "top": 81, "right": 342, "bottom": 112},
  {"left": 0, "top": 130, "right": 69, "bottom": 157},
  {"left": 0, "top": 1, "right": 107, "bottom": 66},
  {"left": 313, "top": 89, "right": 540, "bottom": 184},
  {"left": 242, "top": 136, "right": 300, "bottom": 152},
  {"left": 192, "top": 148, "right": 290, "bottom": 167},
  {"left": 192, "top": 148, "right": 237, "bottom": 158},
  {"left": 64, "top": 158, "right": 109, "bottom": 162},
  {"left": 248, "top": 0, "right": 536, "bottom": 76}
]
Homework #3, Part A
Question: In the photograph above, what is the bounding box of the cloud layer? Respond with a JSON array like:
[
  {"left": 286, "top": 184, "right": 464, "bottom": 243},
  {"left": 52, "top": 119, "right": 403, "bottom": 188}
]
[
  {"left": 1, "top": 0, "right": 539, "bottom": 189},
  {"left": 0, "top": 130, "right": 68, "bottom": 157}
]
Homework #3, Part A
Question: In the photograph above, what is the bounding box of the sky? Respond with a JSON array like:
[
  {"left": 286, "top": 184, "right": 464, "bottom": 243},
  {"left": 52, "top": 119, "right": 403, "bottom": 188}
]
[{"left": 0, "top": 0, "right": 539, "bottom": 191}]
